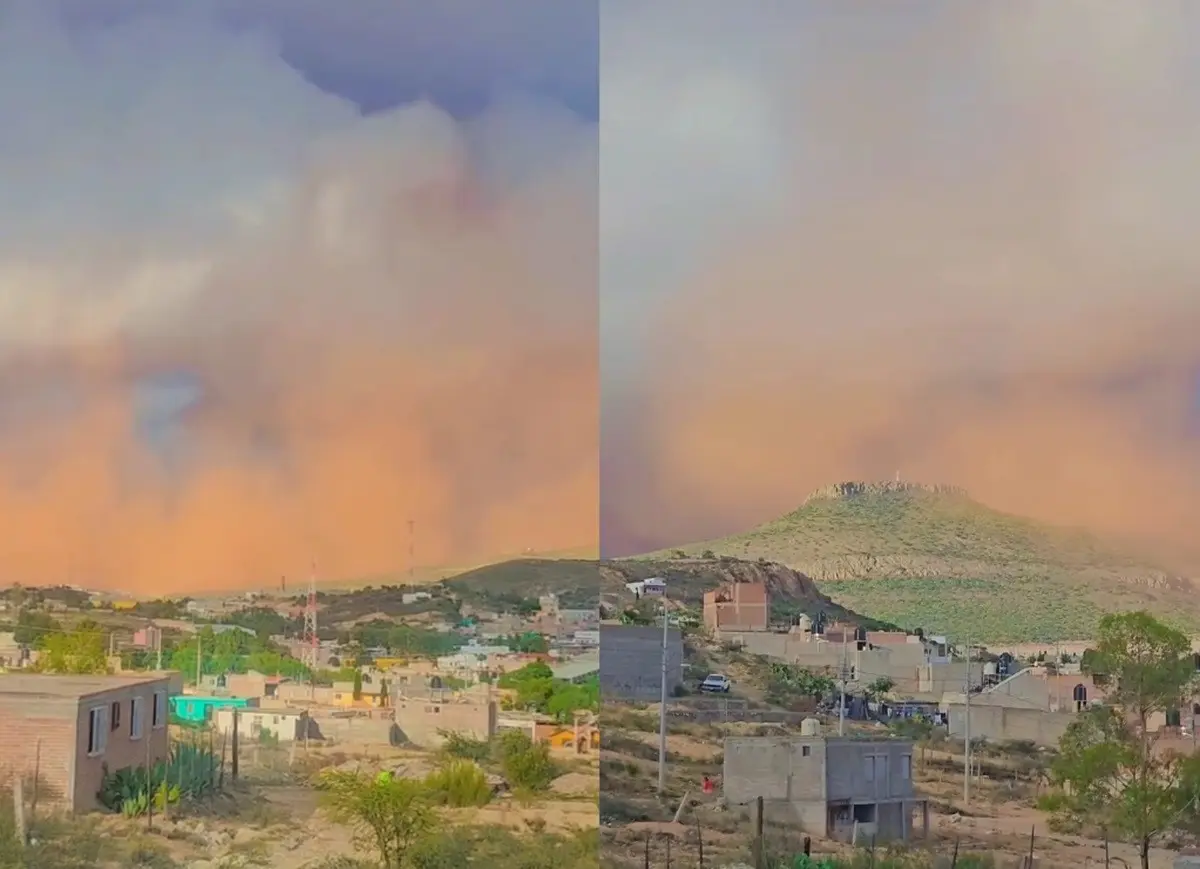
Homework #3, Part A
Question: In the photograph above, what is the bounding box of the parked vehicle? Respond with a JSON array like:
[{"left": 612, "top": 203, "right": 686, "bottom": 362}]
[{"left": 700, "top": 673, "right": 731, "bottom": 693}]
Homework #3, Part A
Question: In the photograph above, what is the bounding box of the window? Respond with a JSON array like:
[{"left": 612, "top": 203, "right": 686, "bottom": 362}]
[
  {"left": 110, "top": 701, "right": 121, "bottom": 731},
  {"left": 152, "top": 691, "right": 166, "bottom": 729},
  {"left": 130, "top": 697, "right": 144, "bottom": 740},
  {"left": 863, "top": 755, "right": 876, "bottom": 782},
  {"left": 801, "top": 745, "right": 811, "bottom": 757},
  {"left": 900, "top": 755, "right": 912, "bottom": 780},
  {"left": 87, "top": 707, "right": 108, "bottom": 756}
]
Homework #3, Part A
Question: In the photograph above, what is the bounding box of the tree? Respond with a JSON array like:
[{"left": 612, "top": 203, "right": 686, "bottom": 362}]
[
  {"left": 319, "top": 771, "right": 434, "bottom": 868},
  {"left": 866, "top": 676, "right": 896, "bottom": 699},
  {"left": 379, "top": 679, "right": 389, "bottom": 707},
  {"left": 35, "top": 625, "right": 110, "bottom": 674},
  {"left": 353, "top": 670, "right": 364, "bottom": 701},
  {"left": 1048, "top": 612, "right": 1200, "bottom": 869}
]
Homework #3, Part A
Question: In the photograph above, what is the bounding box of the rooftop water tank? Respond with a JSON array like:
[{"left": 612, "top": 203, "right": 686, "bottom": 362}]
[{"left": 800, "top": 718, "right": 821, "bottom": 737}]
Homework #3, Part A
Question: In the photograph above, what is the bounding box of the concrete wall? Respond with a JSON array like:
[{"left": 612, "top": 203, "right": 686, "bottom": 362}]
[
  {"left": 309, "top": 713, "right": 400, "bottom": 745},
  {"left": 825, "top": 739, "right": 915, "bottom": 802},
  {"left": 224, "top": 672, "right": 270, "bottom": 698},
  {"left": 393, "top": 699, "right": 496, "bottom": 748},
  {"left": 723, "top": 736, "right": 917, "bottom": 841},
  {"left": 600, "top": 625, "right": 683, "bottom": 701},
  {"left": 276, "top": 683, "right": 334, "bottom": 705},
  {"left": 722, "top": 736, "right": 828, "bottom": 833},
  {"left": 213, "top": 708, "right": 308, "bottom": 742},
  {"left": 0, "top": 695, "right": 78, "bottom": 810},
  {"left": 945, "top": 704, "right": 1073, "bottom": 747}
]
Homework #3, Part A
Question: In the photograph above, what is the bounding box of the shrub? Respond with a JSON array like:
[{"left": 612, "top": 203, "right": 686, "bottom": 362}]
[
  {"left": 493, "top": 731, "right": 557, "bottom": 792},
  {"left": 423, "top": 760, "right": 492, "bottom": 808}
]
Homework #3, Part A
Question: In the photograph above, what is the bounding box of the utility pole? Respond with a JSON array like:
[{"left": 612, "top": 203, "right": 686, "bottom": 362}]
[
  {"left": 657, "top": 592, "right": 670, "bottom": 794},
  {"left": 155, "top": 628, "right": 162, "bottom": 671},
  {"left": 963, "top": 636, "right": 971, "bottom": 806},
  {"left": 838, "top": 629, "right": 848, "bottom": 736}
]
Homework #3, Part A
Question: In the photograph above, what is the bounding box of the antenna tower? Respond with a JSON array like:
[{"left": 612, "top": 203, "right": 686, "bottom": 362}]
[{"left": 303, "top": 562, "right": 318, "bottom": 671}]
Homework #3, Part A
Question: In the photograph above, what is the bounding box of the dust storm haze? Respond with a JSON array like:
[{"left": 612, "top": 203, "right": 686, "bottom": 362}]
[
  {"left": 0, "top": 3, "right": 598, "bottom": 593},
  {"left": 601, "top": 2, "right": 1200, "bottom": 559}
]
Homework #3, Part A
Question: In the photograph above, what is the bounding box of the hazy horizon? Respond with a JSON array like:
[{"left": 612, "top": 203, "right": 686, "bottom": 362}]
[
  {"left": 0, "top": 0, "right": 598, "bottom": 594},
  {"left": 600, "top": 1, "right": 1200, "bottom": 562}
]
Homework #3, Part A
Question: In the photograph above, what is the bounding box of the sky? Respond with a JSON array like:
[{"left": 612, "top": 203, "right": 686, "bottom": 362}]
[
  {"left": 600, "top": 1, "right": 1200, "bottom": 561},
  {"left": 0, "top": 0, "right": 597, "bottom": 593}
]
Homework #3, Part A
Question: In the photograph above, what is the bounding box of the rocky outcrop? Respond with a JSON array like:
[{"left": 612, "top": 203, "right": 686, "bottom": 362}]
[{"left": 802, "top": 480, "right": 968, "bottom": 504}]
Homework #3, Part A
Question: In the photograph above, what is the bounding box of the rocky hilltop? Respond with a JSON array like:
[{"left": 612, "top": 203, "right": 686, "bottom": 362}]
[{"left": 643, "top": 481, "right": 1200, "bottom": 643}]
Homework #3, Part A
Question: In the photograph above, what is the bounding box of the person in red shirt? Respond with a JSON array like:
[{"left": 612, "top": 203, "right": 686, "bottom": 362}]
[{"left": 702, "top": 775, "right": 714, "bottom": 795}]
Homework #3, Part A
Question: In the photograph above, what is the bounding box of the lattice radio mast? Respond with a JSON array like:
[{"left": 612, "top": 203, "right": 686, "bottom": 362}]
[{"left": 303, "top": 562, "right": 318, "bottom": 674}]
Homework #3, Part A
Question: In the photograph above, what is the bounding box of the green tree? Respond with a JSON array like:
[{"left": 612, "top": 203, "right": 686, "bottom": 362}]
[
  {"left": 1048, "top": 612, "right": 1200, "bottom": 869},
  {"left": 35, "top": 625, "right": 110, "bottom": 674},
  {"left": 12, "top": 610, "right": 61, "bottom": 648},
  {"left": 492, "top": 731, "right": 557, "bottom": 792},
  {"left": 866, "top": 676, "right": 896, "bottom": 699},
  {"left": 319, "top": 771, "right": 434, "bottom": 868},
  {"left": 353, "top": 670, "right": 364, "bottom": 701}
]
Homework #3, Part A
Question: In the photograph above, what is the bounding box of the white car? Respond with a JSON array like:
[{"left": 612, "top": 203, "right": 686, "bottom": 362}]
[{"left": 700, "top": 674, "right": 731, "bottom": 693}]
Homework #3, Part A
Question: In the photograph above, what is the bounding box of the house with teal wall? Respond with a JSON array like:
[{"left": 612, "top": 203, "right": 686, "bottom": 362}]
[{"left": 169, "top": 695, "right": 249, "bottom": 723}]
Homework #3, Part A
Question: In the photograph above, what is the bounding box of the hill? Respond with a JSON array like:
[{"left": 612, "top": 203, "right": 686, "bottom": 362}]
[
  {"left": 598, "top": 556, "right": 895, "bottom": 629},
  {"left": 441, "top": 555, "right": 890, "bottom": 628},
  {"left": 647, "top": 481, "right": 1200, "bottom": 643}
]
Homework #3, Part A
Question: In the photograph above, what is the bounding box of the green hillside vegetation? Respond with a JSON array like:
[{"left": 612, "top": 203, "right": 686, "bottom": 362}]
[{"left": 657, "top": 481, "right": 1200, "bottom": 643}]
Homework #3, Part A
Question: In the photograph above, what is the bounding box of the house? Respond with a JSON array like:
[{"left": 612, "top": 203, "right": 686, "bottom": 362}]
[
  {"left": 625, "top": 577, "right": 666, "bottom": 598},
  {"left": 213, "top": 707, "right": 310, "bottom": 742},
  {"left": 392, "top": 698, "right": 497, "bottom": 747},
  {"left": 703, "top": 582, "right": 769, "bottom": 632},
  {"left": 725, "top": 619, "right": 967, "bottom": 702},
  {"left": 723, "top": 729, "right": 928, "bottom": 844},
  {"left": 941, "top": 666, "right": 1109, "bottom": 746},
  {"left": 130, "top": 625, "right": 162, "bottom": 651},
  {"left": 0, "top": 672, "right": 173, "bottom": 813},
  {"left": 169, "top": 695, "right": 252, "bottom": 724},
  {"left": 600, "top": 624, "right": 682, "bottom": 701},
  {"left": 547, "top": 724, "right": 599, "bottom": 752}
]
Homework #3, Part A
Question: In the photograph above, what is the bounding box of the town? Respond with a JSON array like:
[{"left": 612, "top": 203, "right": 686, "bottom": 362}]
[
  {"left": 599, "top": 569, "right": 1200, "bottom": 869},
  {"left": 0, "top": 576, "right": 600, "bottom": 867}
]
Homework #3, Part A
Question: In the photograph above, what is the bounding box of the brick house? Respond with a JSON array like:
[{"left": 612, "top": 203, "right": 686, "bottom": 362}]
[
  {"left": 703, "top": 581, "right": 769, "bottom": 632},
  {"left": 0, "top": 673, "right": 173, "bottom": 813}
]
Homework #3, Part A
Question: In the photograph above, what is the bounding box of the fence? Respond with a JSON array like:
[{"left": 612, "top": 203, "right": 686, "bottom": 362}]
[
  {"left": 628, "top": 824, "right": 1102, "bottom": 869},
  {"left": 617, "top": 796, "right": 1136, "bottom": 869}
]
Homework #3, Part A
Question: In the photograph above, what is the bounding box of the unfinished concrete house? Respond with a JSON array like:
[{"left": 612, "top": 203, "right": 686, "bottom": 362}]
[
  {"left": 703, "top": 582, "right": 769, "bottom": 632},
  {"left": 723, "top": 726, "right": 928, "bottom": 844}
]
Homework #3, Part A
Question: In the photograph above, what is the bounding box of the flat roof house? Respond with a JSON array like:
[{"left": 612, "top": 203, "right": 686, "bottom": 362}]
[
  {"left": 0, "top": 672, "right": 174, "bottom": 813},
  {"left": 724, "top": 731, "right": 928, "bottom": 844}
]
